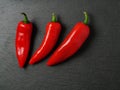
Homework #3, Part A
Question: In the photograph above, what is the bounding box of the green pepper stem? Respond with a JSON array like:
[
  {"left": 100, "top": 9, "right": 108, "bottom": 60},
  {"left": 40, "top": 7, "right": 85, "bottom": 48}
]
[
  {"left": 52, "top": 13, "right": 57, "bottom": 22},
  {"left": 21, "top": 13, "right": 29, "bottom": 23},
  {"left": 83, "top": 11, "right": 88, "bottom": 24}
]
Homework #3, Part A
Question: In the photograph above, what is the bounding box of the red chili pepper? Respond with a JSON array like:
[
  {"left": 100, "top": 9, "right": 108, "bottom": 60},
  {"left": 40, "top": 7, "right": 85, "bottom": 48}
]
[
  {"left": 47, "top": 12, "right": 90, "bottom": 66},
  {"left": 29, "top": 13, "right": 61, "bottom": 65},
  {"left": 15, "top": 13, "right": 33, "bottom": 68}
]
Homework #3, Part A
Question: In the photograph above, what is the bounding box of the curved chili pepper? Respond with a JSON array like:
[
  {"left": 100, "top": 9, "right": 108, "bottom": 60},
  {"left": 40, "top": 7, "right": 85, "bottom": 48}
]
[
  {"left": 29, "top": 13, "right": 61, "bottom": 65},
  {"left": 47, "top": 12, "right": 90, "bottom": 66},
  {"left": 15, "top": 13, "right": 33, "bottom": 68}
]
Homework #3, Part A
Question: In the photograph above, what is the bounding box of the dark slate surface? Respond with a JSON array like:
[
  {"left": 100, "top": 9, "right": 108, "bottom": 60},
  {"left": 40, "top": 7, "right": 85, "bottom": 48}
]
[{"left": 0, "top": 0, "right": 120, "bottom": 90}]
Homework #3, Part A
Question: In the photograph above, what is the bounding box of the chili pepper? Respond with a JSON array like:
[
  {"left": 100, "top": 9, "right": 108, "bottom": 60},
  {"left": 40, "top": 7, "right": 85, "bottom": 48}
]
[
  {"left": 47, "top": 12, "right": 90, "bottom": 66},
  {"left": 15, "top": 13, "right": 33, "bottom": 68},
  {"left": 29, "top": 13, "right": 61, "bottom": 65}
]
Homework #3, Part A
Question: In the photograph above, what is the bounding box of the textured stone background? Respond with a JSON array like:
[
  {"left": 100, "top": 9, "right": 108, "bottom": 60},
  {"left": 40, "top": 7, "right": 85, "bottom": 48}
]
[{"left": 0, "top": 0, "right": 120, "bottom": 90}]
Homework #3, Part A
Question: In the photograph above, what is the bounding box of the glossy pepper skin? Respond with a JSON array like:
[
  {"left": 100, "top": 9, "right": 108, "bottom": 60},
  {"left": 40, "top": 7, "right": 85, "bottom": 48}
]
[
  {"left": 15, "top": 13, "right": 33, "bottom": 68},
  {"left": 47, "top": 12, "right": 90, "bottom": 66},
  {"left": 29, "top": 13, "right": 61, "bottom": 65}
]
